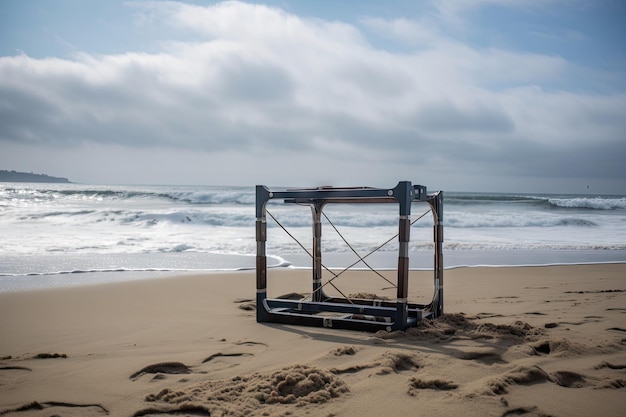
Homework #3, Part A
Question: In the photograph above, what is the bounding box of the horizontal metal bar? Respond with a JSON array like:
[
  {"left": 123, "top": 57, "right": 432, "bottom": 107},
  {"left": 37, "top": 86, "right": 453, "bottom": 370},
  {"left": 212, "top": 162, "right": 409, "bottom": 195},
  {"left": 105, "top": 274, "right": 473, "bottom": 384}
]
[
  {"left": 266, "top": 298, "right": 397, "bottom": 316},
  {"left": 284, "top": 197, "right": 397, "bottom": 204},
  {"left": 265, "top": 309, "right": 420, "bottom": 329},
  {"left": 264, "top": 298, "right": 429, "bottom": 318}
]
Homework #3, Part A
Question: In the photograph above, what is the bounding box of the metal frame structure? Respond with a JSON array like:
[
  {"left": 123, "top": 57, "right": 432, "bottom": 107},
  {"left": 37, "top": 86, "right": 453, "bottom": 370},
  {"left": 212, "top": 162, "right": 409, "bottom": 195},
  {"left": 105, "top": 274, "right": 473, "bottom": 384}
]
[{"left": 256, "top": 181, "right": 443, "bottom": 332}]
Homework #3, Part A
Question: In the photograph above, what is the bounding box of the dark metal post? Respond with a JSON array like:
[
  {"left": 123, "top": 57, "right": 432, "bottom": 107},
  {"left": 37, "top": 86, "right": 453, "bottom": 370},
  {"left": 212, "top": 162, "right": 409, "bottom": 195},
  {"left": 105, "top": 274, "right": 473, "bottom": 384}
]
[
  {"left": 312, "top": 201, "right": 324, "bottom": 301},
  {"left": 429, "top": 191, "right": 444, "bottom": 317},
  {"left": 256, "top": 185, "right": 270, "bottom": 322},
  {"left": 394, "top": 181, "right": 412, "bottom": 329}
]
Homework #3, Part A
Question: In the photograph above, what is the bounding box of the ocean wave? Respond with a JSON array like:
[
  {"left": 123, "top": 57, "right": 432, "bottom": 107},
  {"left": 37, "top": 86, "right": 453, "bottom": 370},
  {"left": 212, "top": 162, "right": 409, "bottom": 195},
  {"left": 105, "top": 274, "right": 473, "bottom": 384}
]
[
  {"left": 555, "top": 218, "right": 598, "bottom": 227},
  {"left": 548, "top": 197, "right": 626, "bottom": 210},
  {"left": 164, "top": 189, "right": 255, "bottom": 205},
  {"left": 2, "top": 184, "right": 625, "bottom": 267},
  {"left": 446, "top": 194, "right": 542, "bottom": 204},
  {"left": 0, "top": 184, "right": 256, "bottom": 205},
  {"left": 4, "top": 185, "right": 626, "bottom": 210},
  {"left": 442, "top": 213, "right": 599, "bottom": 228},
  {"left": 6, "top": 207, "right": 604, "bottom": 229},
  {"left": 441, "top": 242, "right": 626, "bottom": 251},
  {"left": 14, "top": 209, "right": 255, "bottom": 227},
  {"left": 446, "top": 193, "right": 626, "bottom": 211},
  {"left": 18, "top": 210, "right": 98, "bottom": 220}
]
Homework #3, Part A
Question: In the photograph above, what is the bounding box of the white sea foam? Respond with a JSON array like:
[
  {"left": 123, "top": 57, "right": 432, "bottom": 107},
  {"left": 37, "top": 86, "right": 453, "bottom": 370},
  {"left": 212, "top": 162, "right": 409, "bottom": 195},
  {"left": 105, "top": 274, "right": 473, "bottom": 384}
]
[
  {"left": 1, "top": 183, "right": 625, "bottom": 285},
  {"left": 548, "top": 196, "right": 626, "bottom": 210}
]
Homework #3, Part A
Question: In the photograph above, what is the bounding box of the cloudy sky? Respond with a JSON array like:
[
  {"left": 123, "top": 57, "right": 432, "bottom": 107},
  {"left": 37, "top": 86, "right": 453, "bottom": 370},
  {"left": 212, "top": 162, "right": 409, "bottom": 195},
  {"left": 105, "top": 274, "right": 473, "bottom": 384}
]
[{"left": 1, "top": 0, "right": 624, "bottom": 193}]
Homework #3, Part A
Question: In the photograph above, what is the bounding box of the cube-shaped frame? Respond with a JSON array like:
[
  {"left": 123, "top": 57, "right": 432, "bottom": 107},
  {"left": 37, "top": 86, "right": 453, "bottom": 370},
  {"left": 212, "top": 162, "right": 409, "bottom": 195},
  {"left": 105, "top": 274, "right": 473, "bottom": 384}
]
[{"left": 256, "top": 181, "right": 443, "bottom": 332}]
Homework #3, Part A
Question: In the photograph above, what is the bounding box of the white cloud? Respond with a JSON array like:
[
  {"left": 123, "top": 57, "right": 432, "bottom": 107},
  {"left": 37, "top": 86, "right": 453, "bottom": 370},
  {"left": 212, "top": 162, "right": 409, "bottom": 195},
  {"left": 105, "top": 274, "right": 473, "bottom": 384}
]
[
  {"left": 359, "top": 17, "right": 442, "bottom": 47},
  {"left": 0, "top": 1, "right": 624, "bottom": 191},
  {"left": 432, "top": 0, "right": 571, "bottom": 17}
]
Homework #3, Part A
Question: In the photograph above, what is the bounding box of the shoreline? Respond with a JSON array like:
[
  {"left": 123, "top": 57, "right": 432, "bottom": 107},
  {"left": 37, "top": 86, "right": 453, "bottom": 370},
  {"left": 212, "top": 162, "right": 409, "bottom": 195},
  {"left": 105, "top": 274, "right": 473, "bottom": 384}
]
[
  {"left": 2, "top": 259, "right": 626, "bottom": 293},
  {"left": 1, "top": 264, "right": 625, "bottom": 416},
  {"left": 2, "top": 248, "right": 625, "bottom": 293}
]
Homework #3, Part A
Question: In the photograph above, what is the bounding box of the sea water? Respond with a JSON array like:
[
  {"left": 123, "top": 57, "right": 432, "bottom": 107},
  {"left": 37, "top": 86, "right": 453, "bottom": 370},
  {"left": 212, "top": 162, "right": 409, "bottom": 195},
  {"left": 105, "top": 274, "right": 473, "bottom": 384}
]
[{"left": 1, "top": 182, "right": 625, "bottom": 291}]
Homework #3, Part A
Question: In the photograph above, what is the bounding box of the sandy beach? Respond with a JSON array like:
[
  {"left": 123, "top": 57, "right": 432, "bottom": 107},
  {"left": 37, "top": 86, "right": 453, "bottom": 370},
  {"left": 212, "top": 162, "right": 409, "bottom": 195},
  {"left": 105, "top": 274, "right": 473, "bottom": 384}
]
[{"left": 1, "top": 264, "right": 625, "bottom": 416}]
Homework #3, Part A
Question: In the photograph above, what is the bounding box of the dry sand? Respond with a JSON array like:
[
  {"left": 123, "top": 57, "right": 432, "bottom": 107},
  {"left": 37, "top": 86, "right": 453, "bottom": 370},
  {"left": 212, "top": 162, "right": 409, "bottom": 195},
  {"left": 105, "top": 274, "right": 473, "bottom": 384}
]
[{"left": 0, "top": 264, "right": 625, "bottom": 417}]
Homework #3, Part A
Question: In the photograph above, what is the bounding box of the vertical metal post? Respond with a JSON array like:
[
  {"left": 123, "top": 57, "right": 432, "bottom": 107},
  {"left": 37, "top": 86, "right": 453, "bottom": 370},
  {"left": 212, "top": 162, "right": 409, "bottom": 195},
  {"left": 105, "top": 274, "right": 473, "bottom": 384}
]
[
  {"left": 394, "top": 181, "right": 412, "bottom": 329},
  {"left": 429, "top": 191, "right": 444, "bottom": 317},
  {"left": 256, "top": 186, "right": 270, "bottom": 322},
  {"left": 312, "top": 202, "right": 324, "bottom": 302}
]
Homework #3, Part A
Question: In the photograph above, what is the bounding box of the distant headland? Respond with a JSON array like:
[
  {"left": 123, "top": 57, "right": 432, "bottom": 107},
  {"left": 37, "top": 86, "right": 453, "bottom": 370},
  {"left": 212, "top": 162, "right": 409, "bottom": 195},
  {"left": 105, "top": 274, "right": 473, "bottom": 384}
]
[{"left": 0, "top": 170, "right": 71, "bottom": 183}]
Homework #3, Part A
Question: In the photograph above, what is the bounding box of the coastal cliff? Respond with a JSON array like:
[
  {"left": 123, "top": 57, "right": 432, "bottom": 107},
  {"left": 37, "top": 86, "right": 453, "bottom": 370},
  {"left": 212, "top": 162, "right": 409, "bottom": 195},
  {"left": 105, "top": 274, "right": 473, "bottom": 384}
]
[{"left": 0, "top": 170, "right": 71, "bottom": 183}]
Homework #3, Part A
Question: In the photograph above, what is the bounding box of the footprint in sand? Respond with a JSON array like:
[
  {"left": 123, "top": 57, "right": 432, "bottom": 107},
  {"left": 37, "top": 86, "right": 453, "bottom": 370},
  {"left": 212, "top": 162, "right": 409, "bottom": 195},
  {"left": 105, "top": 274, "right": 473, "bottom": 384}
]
[
  {"left": 407, "top": 377, "right": 458, "bottom": 396},
  {"left": 130, "top": 340, "right": 268, "bottom": 381},
  {"left": 375, "top": 351, "right": 422, "bottom": 374},
  {"left": 486, "top": 365, "right": 592, "bottom": 395},
  {"left": 600, "top": 379, "right": 626, "bottom": 389},
  {"left": 596, "top": 361, "right": 626, "bottom": 370},
  {"left": 0, "top": 366, "right": 32, "bottom": 372},
  {"left": 475, "top": 312, "right": 505, "bottom": 319},
  {"left": 32, "top": 352, "right": 68, "bottom": 359},
  {"left": 607, "top": 327, "right": 626, "bottom": 332},
  {"left": 233, "top": 298, "right": 256, "bottom": 311},
  {"left": 458, "top": 350, "right": 507, "bottom": 365},
  {"left": 130, "top": 362, "right": 192, "bottom": 380},
  {"left": 501, "top": 405, "right": 549, "bottom": 417},
  {"left": 330, "top": 351, "right": 422, "bottom": 376},
  {"left": 0, "top": 401, "right": 109, "bottom": 416},
  {"left": 550, "top": 370, "right": 588, "bottom": 388},
  {"left": 487, "top": 366, "right": 550, "bottom": 395},
  {"left": 199, "top": 339, "right": 268, "bottom": 372},
  {"left": 531, "top": 339, "right": 584, "bottom": 356},
  {"left": 592, "top": 362, "right": 626, "bottom": 388},
  {"left": 234, "top": 340, "right": 269, "bottom": 348},
  {"left": 201, "top": 352, "right": 253, "bottom": 364},
  {"left": 132, "top": 404, "right": 211, "bottom": 416}
]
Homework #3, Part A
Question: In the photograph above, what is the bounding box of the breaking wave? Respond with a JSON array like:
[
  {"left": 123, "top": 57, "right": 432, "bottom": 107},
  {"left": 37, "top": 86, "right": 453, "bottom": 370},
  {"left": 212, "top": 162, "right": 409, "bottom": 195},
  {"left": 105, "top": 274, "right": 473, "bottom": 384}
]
[
  {"left": 449, "top": 193, "right": 626, "bottom": 210},
  {"left": 1, "top": 183, "right": 625, "bottom": 268},
  {"left": 547, "top": 197, "right": 626, "bottom": 210}
]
